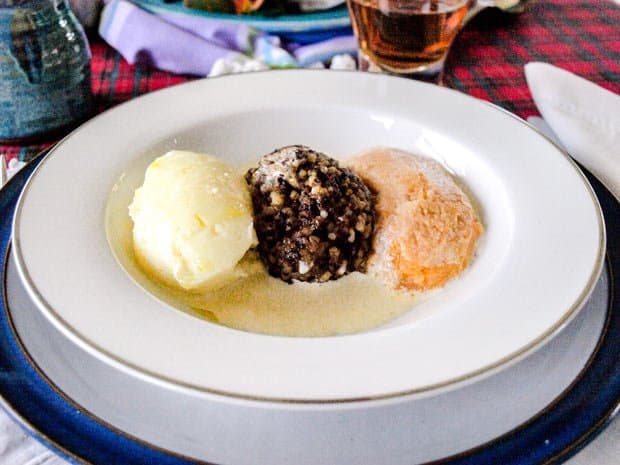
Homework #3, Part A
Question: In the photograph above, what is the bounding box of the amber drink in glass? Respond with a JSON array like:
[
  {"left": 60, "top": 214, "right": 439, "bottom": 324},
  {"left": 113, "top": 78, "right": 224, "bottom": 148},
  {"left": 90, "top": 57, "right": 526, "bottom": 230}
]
[{"left": 347, "top": 0, "right": 469, "bottom": 82}]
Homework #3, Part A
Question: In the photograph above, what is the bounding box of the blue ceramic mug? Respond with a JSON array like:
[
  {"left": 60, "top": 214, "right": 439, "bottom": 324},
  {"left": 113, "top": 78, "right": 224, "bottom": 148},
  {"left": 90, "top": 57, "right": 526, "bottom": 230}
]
[{"left": 0, "top": 0, "right": 92, "bottom": 142}]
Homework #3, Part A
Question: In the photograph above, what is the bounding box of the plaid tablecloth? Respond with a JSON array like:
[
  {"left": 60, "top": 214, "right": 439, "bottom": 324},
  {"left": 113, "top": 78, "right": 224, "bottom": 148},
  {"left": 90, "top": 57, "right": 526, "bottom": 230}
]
[{"left": 1, "top": 0, "right": 619, "bottom": 160}]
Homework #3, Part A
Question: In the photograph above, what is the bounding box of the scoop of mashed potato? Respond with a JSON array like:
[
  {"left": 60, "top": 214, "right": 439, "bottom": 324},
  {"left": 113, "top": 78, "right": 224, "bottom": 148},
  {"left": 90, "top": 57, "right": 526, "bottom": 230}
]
[{"left": 129, "top": 150, "right": 256, "bottom": 292}]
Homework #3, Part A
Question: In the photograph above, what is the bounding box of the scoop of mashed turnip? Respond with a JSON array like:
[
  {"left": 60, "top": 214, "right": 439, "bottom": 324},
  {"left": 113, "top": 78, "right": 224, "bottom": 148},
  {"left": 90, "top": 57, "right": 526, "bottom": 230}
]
[{"left": 129, "top": 150, "right": 256, "bottom": 292}]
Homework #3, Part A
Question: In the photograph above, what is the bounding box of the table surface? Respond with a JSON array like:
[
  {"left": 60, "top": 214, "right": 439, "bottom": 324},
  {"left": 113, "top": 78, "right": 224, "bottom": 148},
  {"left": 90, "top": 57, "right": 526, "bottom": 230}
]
[{"left": 0, "top": 0, "right": 619, "bottom": 464}]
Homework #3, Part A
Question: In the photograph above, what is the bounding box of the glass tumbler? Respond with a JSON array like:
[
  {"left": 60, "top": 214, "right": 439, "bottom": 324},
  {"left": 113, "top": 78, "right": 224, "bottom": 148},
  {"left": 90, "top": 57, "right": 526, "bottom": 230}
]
[{"left": 346, "top": 0, "right": 470, "bottom": 82}]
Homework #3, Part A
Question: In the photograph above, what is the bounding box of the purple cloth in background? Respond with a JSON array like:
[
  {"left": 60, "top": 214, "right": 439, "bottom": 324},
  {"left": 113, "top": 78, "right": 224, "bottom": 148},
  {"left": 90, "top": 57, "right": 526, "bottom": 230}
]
[
  {"left": 99, "top": 0, "right": 357, "bottom": 75},
  {"left": 99, "top": 0, "right": 239, "bottom": 75}
]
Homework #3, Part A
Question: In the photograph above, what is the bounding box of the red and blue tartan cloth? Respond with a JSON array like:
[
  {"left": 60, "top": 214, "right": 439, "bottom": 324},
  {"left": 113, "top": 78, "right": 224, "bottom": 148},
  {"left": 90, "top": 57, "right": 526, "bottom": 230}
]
[{"left": 1, "top": 0, "right": 619, "bottom": 161}]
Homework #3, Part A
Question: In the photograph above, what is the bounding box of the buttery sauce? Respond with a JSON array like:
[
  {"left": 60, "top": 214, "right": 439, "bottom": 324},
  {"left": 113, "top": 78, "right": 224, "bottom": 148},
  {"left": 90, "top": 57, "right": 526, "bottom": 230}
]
[
  {"left": 108, "top": 157, "right": 417, "bottom": 339},
  {"left": 109, "top": 147, "right": 482, "bottom": 338},
  {"left": 154, "top": 253, "right": 416, "bottom": 337}
]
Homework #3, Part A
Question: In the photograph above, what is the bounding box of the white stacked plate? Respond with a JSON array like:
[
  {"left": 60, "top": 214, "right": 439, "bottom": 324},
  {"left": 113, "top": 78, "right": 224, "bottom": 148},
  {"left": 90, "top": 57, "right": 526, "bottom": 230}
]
[{"left": 4, "top": 71, "right": 612, "bottom": 464}]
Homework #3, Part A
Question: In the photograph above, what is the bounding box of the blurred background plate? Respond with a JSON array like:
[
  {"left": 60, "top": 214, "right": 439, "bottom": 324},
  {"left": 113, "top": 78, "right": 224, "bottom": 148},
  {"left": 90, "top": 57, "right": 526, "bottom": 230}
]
[{"left": 132, "top": 0, "right": 352, "bottom": 42}]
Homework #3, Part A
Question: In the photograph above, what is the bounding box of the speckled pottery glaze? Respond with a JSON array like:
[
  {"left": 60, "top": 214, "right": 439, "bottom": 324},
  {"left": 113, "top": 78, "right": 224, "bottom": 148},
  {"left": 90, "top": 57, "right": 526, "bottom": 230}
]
[{"left": 0, "top": 0, "right": 92, "bottom": 142}]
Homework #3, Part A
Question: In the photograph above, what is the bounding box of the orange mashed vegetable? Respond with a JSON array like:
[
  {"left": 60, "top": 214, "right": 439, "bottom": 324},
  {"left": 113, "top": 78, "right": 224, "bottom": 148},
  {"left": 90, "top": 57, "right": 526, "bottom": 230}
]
[{"left": 348, "top": 147, "right": 483, "bottom": 291}]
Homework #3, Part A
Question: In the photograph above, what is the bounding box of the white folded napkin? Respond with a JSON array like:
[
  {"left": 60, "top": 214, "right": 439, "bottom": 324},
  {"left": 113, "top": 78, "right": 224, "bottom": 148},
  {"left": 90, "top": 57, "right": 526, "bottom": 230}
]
[{"left": 525, "top": 62, "right": 620, "bottom": 200}]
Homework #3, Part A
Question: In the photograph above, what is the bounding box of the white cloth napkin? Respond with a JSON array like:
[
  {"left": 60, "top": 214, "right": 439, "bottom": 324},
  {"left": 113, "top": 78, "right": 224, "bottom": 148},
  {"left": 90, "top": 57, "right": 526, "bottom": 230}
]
[
  {"left": 525, "top": 62, "right": 620, "bottom": 200},
  {"left": 0, "top": 411, "right": 68, "bottom": 465}
]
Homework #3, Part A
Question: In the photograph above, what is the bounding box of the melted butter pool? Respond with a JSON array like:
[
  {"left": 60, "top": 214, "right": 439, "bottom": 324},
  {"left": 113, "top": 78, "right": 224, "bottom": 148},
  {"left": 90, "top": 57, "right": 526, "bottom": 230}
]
[
  {"left": 172, "top": 259, "right": 416, "bottom": 337},
  {"left": 107, "top": 156, "right": 418, "bottom": 338}
]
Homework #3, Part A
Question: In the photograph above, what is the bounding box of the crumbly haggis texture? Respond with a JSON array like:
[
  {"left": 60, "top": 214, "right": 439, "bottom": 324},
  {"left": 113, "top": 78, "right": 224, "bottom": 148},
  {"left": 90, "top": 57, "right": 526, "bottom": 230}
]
[{"left": 245, "top": 145, "right": 376, "bottom": 283}]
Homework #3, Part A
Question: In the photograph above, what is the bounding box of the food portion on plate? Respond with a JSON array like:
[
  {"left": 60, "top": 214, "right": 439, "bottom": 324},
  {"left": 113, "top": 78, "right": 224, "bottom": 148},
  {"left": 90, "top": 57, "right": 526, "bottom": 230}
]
[
  {"left": 348, "top": 148, "right": 483, "bottom": 291},
  {"left": 246, "top": 145, "right": 375, "bottom": 283},
  {"left": 183, "top": 0, "right": 345, "bottom": 15},
  {"left": 129, "top": 151, "right": 257, "bottom": 292},
  {"left": 126, "top": 145, "right": 483, "bottom": 336},
  {"left": 184, "top": 0, "right": 267, "bottom": 14}
]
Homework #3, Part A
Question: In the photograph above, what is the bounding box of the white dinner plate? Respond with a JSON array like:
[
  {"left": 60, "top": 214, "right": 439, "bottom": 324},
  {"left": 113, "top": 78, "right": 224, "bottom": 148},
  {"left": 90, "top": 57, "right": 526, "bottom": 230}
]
[{"left": 11, "top": 70, "right": 605, "bottom": 402}]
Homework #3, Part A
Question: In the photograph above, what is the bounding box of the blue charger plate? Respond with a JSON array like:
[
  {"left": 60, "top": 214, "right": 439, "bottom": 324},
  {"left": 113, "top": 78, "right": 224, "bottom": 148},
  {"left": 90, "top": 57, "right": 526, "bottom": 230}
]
[
  {"left": 132, "top": 0, "right": 352, "bottom": 43},
  {"left": 0, "top": 154, "right": 618, "bottom": 464}
]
